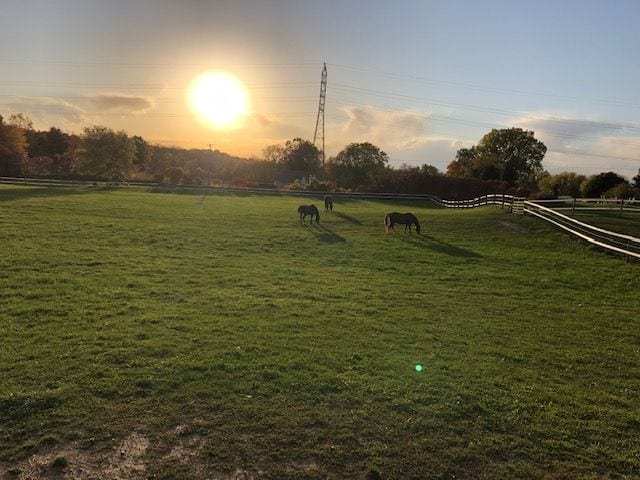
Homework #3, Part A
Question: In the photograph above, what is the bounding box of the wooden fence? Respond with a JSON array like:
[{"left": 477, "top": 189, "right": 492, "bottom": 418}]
[{"left": 2, "top": 177, "right": 638, "bottom": 260}]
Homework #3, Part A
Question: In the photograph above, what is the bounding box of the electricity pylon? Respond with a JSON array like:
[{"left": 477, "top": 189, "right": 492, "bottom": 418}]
[{"left": 313, "top": 62, "right": 327, "bottom": 168}]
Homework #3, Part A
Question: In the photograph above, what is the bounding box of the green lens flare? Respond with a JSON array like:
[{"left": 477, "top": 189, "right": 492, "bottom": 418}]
[{"left": 415, "top": 364, "right": 423, "bottom": 372}]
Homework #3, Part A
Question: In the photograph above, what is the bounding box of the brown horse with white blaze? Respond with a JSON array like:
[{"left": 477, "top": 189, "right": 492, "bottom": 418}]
[{"left": 384, "top": 212, "right": 421, "bottom": 234}]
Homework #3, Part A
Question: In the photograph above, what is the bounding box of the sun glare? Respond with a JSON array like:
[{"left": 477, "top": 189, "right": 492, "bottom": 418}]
[{"left": 189, "top": 72, "right": 248, "bottom": 129}]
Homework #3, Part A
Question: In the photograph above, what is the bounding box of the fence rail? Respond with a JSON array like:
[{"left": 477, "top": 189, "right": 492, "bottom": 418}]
[
  {"left": 523, "top": 201, "right": 640, "bottom": 260},
  {"left": 2, "top": 177, "right": 637, "bottom": 261},
  {"left": 433, "top": 192, "right": 639, "bottom": 260},
  {"left": 532, "top": 197, "right": 640, "bottom": 214},
  {"left": 0, "top": 176, "right": 443, "bottom": 201}
]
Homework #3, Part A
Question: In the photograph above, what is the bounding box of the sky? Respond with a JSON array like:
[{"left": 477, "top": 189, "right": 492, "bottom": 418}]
[{"left": 1, "top": 0, "right": 639, "bottom": 179}]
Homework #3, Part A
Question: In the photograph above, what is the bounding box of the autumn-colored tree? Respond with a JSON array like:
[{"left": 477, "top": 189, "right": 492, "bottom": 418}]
[{"left": 0, "top": 114, "right": 29, "bottom": 155}]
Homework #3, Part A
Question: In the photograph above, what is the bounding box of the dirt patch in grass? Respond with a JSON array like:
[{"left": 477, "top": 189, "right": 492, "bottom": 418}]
[
  {"left": 0, "top": 428, "right": 209, "bottom": 480},
  {"left": 102, "top": 433, "right": 149, "bottom": 479}
]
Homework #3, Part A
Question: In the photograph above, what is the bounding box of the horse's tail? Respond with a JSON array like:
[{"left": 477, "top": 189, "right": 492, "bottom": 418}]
[{"left": 384, "top": 214, "right": 390, "bottom": 233}]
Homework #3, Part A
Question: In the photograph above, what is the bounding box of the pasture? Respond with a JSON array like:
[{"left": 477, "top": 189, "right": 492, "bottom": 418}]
[{"left": 0, "top": 185, "right": 638, "bottom": 479}]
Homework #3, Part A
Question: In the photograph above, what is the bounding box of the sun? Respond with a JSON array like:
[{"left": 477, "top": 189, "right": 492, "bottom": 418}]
[{"left": 189, "top": 72, "right": 248, "bottom": 129}]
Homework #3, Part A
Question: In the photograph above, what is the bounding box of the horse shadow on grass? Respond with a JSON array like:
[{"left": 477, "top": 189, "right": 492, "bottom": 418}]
[
  {"left": 401, "top": 233, "right": 482, "bottom": 258},
  {"left": 304, "top": 223, "right": 346, "bottom": 244},
  {"left": 333, "top": 211, "right": 363, "bottom": 225}
]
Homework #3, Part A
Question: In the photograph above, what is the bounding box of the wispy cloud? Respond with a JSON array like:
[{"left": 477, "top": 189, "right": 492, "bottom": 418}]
[
  {"left": 0, "top": 96, "right": 85, "bottom": 127},
  {"left": 87, "top": 94, "right": 153, "bottom": 112}
]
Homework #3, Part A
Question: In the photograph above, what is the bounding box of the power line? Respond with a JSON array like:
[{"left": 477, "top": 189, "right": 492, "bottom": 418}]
[
  {"left": 329, "top": 98, "right": 640, "bottom": 149},
  {"left": 0, "top": 59, "right": 320, "bottom": 69},
  {"left": 331, "top": 82, "right": 640, "bottom": 133},
  {"left": 328, "top": 62, "right": 640, "bottom": 109},
  {"left": 0, "top": 80, "right": 318, "bottom": 90}
]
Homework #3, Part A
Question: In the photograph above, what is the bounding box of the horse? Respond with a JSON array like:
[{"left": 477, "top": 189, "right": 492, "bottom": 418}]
[
  {"left": 384, "top": 212, "right": 421, "bottom": 234},
  {"left": 324, "top": 195, "right": 334, "bottom": 212},
  {"left": 298, "top": 204, "right": 320, "bottom": 224}
]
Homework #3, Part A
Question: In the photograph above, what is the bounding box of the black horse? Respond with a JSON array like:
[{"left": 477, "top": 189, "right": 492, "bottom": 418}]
[
  {"left": 324, "top": 195, "right": 334, "bottom": 212},
  {"left": 298, "top": 204, "right": 320, "bottom": 224},
  {"left": 384, "top": 212, "right": 421, "bottom": 234}
]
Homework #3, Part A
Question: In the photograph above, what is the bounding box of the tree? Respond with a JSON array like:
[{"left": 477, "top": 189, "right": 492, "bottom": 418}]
[
  {"left": 537, "top": 171, "right": 586, "bottom": 198},
  {"left": 446, "top": 146, "right": 476, "bottom": 177},
  {"left": 132, "top": 135, "right": 152, "bottom": 169},
  {"left": 603, "top": 182, "right": 638, "bottom": 199},
  {"left": 278, "top": 138, "right": 320, "bottom": 175},
  {"left": 8, "top": 113, "right": 33, "bottom": 130},
  {"left": 398, "top": 163, "right": 440, "bottom": 176},
  {"left": 581, "top": 172, "right": 627, "bottom": 198},
  {"left": 632, "top": 168, "right": 640, "bottom": 188},
  {"left": 77, "top": 126, "right": 136, "bottom": 180},
  {"left": 328, "top": 142, "right": 389, "bottom": 190},
  {"left": 0, "top": 144, "right": 22, "bottom": 176},
  {"left": 262, "top": 144, "right": 285, "bottom": 164},
  {"left": 0, "top": 114, "right": 29, "bottom": 155},
  {"left": 27, "top": 127, "right": 70, "bottom": 158},
  {"left": 448, "top": 128, "right": 547, "bottom": 187},
  {"left": 420, "top": 163, "right": 440, "bottom": 176}
]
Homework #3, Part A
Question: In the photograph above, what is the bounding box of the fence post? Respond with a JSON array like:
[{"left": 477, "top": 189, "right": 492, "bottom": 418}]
[
  {"left": 620, "top": 199, "right": 624, "bottom": 217},
  {"left": 572, "top": 198, "right": 576, "bottom": 216}
]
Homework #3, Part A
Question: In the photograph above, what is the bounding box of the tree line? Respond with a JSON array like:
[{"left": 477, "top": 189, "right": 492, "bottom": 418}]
[{"left": 1, "top": 113, "right": 638, "bottom": 199}]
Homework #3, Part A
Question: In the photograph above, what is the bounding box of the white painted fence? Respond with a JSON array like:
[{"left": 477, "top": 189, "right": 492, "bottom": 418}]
[
  {"left": 432, "top": 193, "right": 526, "bottom": 213},
  {"left": 523, "top": 201, "right": 640, "bottom": 260},
  {"left": 2, "top": 177, "right": 638, "bottom": 260},
  {"left": 433, "top": 192, "right": 640, "bottom": 260},
  {"left": 532, "top": 197, "right": 640, "bottom": 215}
]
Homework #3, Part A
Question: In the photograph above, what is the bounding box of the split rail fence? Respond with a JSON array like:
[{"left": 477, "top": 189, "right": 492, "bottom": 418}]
[
  {"left": 435, "top": 193, "right": 640, "bottom": 261},
  {"left": 2, "top": 177, "right": 638, "bottom": 260}
]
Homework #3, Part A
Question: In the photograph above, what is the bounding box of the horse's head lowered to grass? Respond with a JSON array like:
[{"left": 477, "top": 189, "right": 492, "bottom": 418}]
[{"left": 384, "top": 212, "right": 421, "bottom": 234}]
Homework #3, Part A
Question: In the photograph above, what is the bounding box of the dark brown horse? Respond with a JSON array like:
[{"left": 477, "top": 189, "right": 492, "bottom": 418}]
[
  {"left": 324, "top": 195, "right": 334, "bottom": 212},
  {"left": 298, "top": 204, "right": 320, "bottom": 224},
  {"left": 384, "top": 212, "right": 421, "bottom": 234}
]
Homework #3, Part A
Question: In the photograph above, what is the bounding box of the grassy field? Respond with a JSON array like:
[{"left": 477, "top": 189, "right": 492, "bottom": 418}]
[
  {"left": 0, "top": 185, "right": 638, "bottom": 479},
  {"left": 571, "top": 208, "right": 640, "bottom": 238}
]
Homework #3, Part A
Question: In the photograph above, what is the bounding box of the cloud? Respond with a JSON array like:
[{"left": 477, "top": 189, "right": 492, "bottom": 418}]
[
  {"left": 512, "top": 113, "right": 639, "bottom": 149},
  {"left": 335, "top": 105, "right": 431, "bottom": 151},
  {"left": 510, "top": 113, "right": 640, "bottom": 178},
  {"left": 87, "top": 94, "right": 153, "bottom": 112},
  {"left": 0, "top": 96, "right": 85, "bottom": 128}
]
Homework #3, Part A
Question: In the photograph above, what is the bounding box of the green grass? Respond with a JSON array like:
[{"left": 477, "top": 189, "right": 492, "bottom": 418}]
[
  {"left": 1, "top": 185, "right": 639, "bottom": 479},
  {"left": 571, "top": 208, "right": 640, "bottom": 237}
]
